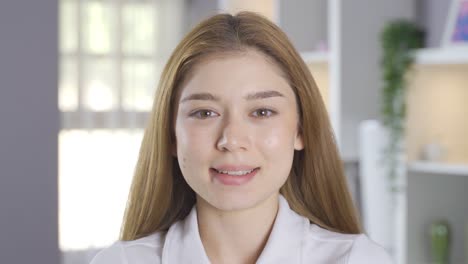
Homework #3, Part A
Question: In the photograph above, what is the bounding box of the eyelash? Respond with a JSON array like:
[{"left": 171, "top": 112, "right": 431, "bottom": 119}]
[{"left": 189, "top": 108, "right": 277, "bottom": 119}]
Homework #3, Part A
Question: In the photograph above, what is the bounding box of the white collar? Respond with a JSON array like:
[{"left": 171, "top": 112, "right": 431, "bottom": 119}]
[{"left": 162, "top": 194, "right": 309, "bottom": 264}]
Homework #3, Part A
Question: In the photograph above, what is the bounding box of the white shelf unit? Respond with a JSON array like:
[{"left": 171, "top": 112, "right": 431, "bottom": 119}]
[
  {"left": 407, "top": 161, "right": 468, "bottom": 176},
  {"left": 405, "top": 8, "right": 468, "bottom": 261},
  {"left": 412, "top": 48, "right": 468, "bottom": 65}
]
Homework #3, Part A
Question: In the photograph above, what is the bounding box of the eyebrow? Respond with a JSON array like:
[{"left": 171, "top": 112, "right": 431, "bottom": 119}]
[{"left": 180, "top": 90, "right": 285, "bottom": 103}]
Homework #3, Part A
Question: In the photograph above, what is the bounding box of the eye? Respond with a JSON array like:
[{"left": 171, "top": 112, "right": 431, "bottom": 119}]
[
  {"left": 252, "top": 108, "right": 276, "bottom": 118},
  {"left": 189, "top": 109, "right": 219, "bottom": 119}
]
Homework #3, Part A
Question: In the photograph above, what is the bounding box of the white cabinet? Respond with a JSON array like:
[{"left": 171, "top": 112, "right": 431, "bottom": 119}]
[{"left": 405, "top": 49, "right": 468, "bottom": 264}]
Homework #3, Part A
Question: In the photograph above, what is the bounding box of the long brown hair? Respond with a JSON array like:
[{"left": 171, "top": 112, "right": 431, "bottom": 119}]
[{"left": 120, "top": 12, "right": 361, "bottom": 241}]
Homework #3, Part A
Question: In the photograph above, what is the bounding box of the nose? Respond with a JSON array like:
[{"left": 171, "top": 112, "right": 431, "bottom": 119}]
[{"left": 216, "top": 114, "right": 250, "bottom": 152}]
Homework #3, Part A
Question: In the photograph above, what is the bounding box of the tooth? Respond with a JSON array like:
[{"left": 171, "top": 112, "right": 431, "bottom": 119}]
[{"left": 217, "top": 169, "right": 254, "bottom": 175}]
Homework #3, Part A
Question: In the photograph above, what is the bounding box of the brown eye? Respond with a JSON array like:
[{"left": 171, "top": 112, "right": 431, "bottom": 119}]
[
  {"left": 252, "top": 108, "right": 276, "bottom": 118},
  {"left": 190, "top": 110, "right": 218, "bottom": 119}
]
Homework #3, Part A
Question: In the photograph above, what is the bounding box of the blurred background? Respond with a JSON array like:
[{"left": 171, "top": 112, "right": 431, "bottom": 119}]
[{"left": 1, "top": 0, "right": 467, "bottom": 263}]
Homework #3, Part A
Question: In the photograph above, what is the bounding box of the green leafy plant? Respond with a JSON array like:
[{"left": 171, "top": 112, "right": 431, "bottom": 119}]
[{"left": 380, "top": 20, "right": 424, "bottom": 190}]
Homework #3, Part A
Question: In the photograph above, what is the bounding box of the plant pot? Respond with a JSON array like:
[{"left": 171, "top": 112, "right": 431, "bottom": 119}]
[{"left": 430, "top": 220, "right": 450, "bottom": 264}]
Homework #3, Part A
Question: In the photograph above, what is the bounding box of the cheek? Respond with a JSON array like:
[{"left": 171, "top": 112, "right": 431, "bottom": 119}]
[
  {"left": 175, "top": 121, "right": 214, "bottom": 165},
  {"left": 261, "top": 130, "right": 281, "bottom": 149},
  {"left": 256, "top": 125, "right": 296, "bottom": 185},
  {"left": 257, "top": 122, "right": 297, "bottom": 152},
  {"left": 177, "top": 123, "right": 214, "bottom": 147}
]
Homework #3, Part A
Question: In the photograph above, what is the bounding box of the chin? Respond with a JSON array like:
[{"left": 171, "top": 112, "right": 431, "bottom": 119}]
[{"left": 200, "top": 189, "right": 277, "bottom": 213}]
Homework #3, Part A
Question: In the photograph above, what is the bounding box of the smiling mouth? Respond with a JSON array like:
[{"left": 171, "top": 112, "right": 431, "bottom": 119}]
[
  {"left": 210, "top": 167, "right": 260, "bottom": 185},
  {"left": 211, "top": 167, "right": 259, "bottom": 176}
]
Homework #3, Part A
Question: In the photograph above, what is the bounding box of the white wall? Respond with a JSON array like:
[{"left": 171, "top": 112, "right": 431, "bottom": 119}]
[{"left": 0, "top": 1, "right": 59, "bottom": 263}]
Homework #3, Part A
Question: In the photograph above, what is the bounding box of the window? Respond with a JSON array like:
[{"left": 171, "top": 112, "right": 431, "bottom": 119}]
[{"left": 58, "top": 0, "right": 183, "bottom": 253}]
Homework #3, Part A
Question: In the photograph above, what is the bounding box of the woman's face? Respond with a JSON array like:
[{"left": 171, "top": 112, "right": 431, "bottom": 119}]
[{"left": 174, "top": 50, "right": 303, "bottom": 212}]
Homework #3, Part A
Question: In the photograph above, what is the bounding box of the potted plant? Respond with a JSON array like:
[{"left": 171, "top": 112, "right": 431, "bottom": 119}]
[{"left": 380, "top": 20, "right": 424, "bottom": 190}]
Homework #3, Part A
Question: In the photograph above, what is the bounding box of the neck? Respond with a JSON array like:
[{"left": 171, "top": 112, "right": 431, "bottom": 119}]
[{"left": 196, "top": 194, "right": 279, "bottom": 264}]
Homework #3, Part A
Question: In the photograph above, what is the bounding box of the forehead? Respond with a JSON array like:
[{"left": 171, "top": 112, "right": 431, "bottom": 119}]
[{"left": 177, "top": 50, "right": 294, "bottom": 99}]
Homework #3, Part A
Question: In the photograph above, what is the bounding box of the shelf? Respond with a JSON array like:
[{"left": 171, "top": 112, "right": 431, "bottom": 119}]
[
  {"left": 300, "top": 51, "right": 329, "bottom": 64},
  {"left": 407, "top": 161, "right": 468, "bottom": 176},
  {"left": 412, "top": 48, "right": 468, "bottom": 65}
]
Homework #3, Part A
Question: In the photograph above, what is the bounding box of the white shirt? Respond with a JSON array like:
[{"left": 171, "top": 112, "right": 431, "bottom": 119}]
[{"left": 90, "top": 195, "right": 393, "bottom": 263}]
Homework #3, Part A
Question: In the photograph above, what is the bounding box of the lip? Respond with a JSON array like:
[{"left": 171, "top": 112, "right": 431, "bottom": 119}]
[{"left": 210, "top": 167, "right": 260, "bottom": 186}]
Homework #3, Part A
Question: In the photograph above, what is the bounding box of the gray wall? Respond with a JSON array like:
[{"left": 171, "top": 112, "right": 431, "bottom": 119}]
[
  {"left": 279, "top": 0, "right": 328, "bottom": 52},
  {"left": 0, "top": 1, "right": 59, "bottom": 263},
  {"left": 416, "top": 0, "right": 451, "bottom": 48},
  {"left": 184, "top": 0, "right": 219, "bottom": 35},
  {"left": 338, "top": 0, "right": 416, "bottom": 160}
]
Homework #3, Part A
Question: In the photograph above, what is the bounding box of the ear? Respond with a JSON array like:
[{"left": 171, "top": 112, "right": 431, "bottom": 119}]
[{"left": 294, "top": 129, "right": 304, "bottom": 151}]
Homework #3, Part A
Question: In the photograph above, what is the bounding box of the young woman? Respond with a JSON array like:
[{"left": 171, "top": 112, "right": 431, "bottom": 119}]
[{"left": 91, "top": 12, "right": 392, "bottom": 264}]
